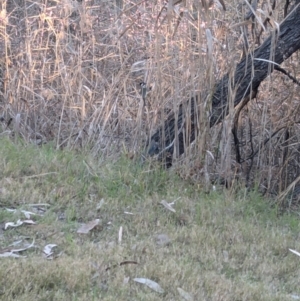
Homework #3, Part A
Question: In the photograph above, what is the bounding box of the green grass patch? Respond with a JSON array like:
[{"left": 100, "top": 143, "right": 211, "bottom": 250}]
[{"left": 0, "top": 138, "right": 300, "bottom": 301}]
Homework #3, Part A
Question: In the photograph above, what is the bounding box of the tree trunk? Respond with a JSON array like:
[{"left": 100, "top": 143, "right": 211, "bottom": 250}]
[{"left": 147, "top": 5, "right": 300, "bottom": 166}]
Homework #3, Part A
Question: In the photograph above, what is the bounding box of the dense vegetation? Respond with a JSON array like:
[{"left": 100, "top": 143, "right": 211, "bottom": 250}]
[{"left": 0, "top": 1, "right": 300, "bottom": 299}]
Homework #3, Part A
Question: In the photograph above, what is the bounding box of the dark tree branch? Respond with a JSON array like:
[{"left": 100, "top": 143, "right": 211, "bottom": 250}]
[
  {"left": 147, "top": 5, "right": 300, "bottom": 166},
  {"left": 274, "top": 65, "right": 300, "bottom": 86}
]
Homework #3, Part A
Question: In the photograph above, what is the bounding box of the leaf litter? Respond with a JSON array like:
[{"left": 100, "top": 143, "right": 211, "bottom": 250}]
[
  {"left": 160, "top": 200, "right": 176, "bottom": 213},
  {"left": 6, "top": 208, "right": 39, "bottom": 219},
  {"left": 77, "top": 219, "right": 101, "bottom": 234},
  {"left": 5, "top": 219, "right": 36, "bottom": 230},
  {"left": 133, "top": 278, "right": 164, "bottom": 294},
  {"left": 0, "top": 240, "right": 35, "bottom": 258},
  {"left": 177, "top": 287, "right": 194, "bottom": 301}
]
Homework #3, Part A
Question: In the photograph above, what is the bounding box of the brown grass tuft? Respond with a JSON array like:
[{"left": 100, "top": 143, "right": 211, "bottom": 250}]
[{"left": 0, "top": 1, "right": 299, "bottom": 204}]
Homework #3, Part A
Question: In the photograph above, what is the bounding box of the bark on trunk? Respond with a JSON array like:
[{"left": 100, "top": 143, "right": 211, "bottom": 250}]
[{"left": 147, "top": 5, "right": 300, "bottom": 166}]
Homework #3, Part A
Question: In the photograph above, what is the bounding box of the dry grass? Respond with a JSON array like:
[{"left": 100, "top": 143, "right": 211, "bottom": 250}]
[
  {"left": 1, "top": 1, "right": 300, "bottom": 299},
  {"left": 1, "top": 138, "right": 300, "bottom": 300},
  {"left": 0, "top": 0, "right": 299, "bottom": 200}
]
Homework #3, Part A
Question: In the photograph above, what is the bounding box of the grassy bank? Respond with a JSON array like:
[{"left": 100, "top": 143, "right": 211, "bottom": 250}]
[{"left": 0, "top": 138, "right": 300, "bottom": 301}]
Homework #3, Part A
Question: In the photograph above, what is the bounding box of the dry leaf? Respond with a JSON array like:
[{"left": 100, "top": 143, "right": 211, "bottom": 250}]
[
  {"left": 43, "top": 244, "right": 57, "bottom": 257},
  {"left": 4, "top": 220, "right": 23, "bottom": 229},
  {"left": 6, "top": 208, "right": 38, "bottom": 218},
  {"left": 177, "top": 287, "right": 194, "bottom": 301},
  {"left": 21, "top": 210, "right": 37, "bottom": 219},
  {"left": 0, "top": 240, "right": 35, "bottom": 258},
  {"left": 5, "top": 219, "right": 36, "bottom": 230},
  {"left": 77, "top": 219, "right": 100, "bottom": 234},
  {"left": 96, "top": 198, "right": 105, "bottom": 210},
  {"left": 133, "top": 278, "right": 164, "bottom": 293},
  {"left": 0, "top": 252, "right": 26, "bottom": 258},
  {"left": 289, "top": 249, "right": 300, "bottom": 257},
  {"left": 118, "top": 226, "right": 123, "bottom": 244},
  {"left": 10, "top": 240, "right": 23, "bottom": 247},
  {"left": 160, "top": 200, "right": 176, "bottom": 213},
  {"left": 23, "top": 220, "right": 36, "bottom": 225}
]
